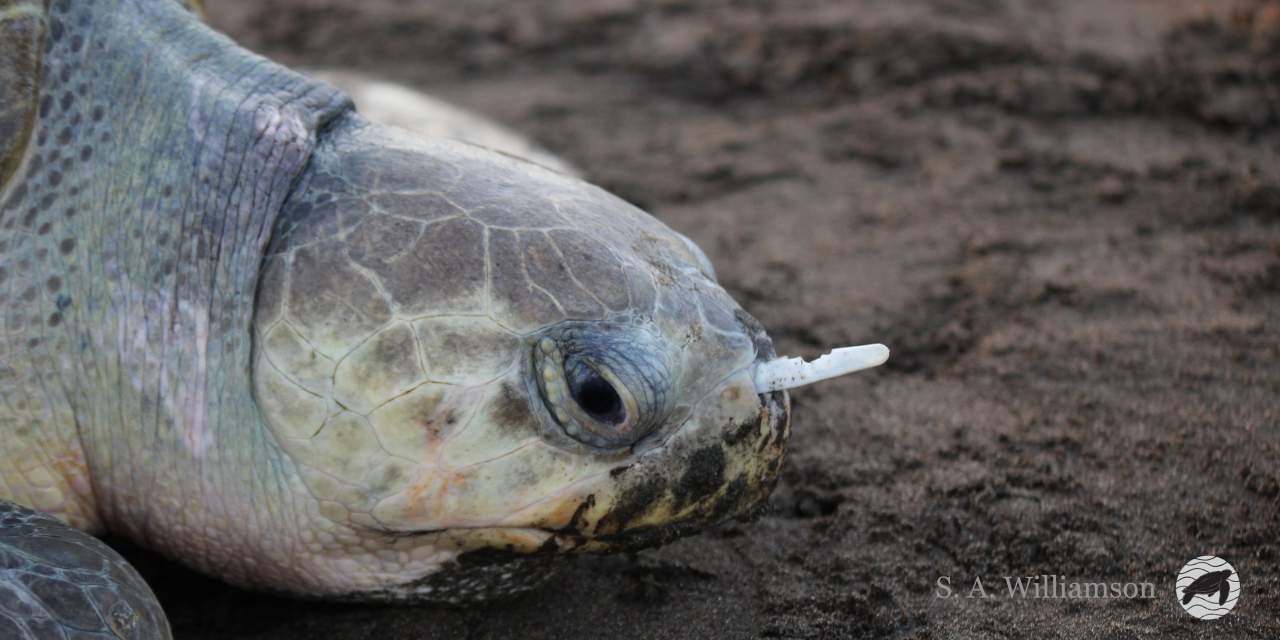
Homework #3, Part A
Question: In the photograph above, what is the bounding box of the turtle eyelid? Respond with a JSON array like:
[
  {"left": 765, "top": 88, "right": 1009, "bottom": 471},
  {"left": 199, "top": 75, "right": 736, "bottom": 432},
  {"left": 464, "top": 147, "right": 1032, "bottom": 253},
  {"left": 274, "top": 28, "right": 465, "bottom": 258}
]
[{"left": 531, "top": 327, "right": 668, "bottom": 450}]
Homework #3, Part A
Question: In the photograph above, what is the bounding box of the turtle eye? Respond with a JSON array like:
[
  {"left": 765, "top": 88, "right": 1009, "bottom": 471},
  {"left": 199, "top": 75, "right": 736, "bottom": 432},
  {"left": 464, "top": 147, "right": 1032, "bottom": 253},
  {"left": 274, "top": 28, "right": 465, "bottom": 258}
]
[
  {"left": 532, "top": 331, "right": 665, "bottom": 450},
  {"left": 567, "top": 364, "right": 626, "bottom": 425}
]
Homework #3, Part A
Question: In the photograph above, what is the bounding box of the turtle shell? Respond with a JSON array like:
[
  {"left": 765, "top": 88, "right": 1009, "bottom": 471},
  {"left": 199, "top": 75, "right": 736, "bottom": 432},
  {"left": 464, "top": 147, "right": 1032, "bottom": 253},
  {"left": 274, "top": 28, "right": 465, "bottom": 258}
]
[
  {"left": 0, "top": 500, "right": 172, "bottom": 639},
  {"left": 0, "top": 0, "right": 44, "bottom": 189}
]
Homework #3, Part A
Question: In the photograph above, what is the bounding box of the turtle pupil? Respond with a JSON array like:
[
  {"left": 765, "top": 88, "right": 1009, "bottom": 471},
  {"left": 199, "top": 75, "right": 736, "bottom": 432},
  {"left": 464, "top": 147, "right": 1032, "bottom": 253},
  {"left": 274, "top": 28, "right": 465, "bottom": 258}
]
[{"left": 572, "top": 373, "right": 624, "bottom": 424}]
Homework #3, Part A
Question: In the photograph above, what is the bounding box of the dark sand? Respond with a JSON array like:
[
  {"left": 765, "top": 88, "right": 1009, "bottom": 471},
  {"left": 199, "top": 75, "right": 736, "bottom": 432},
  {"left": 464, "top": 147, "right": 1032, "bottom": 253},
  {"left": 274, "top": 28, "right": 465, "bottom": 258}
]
[{"left": 132, "top": 1, "right": 1280, "bottom": 637}]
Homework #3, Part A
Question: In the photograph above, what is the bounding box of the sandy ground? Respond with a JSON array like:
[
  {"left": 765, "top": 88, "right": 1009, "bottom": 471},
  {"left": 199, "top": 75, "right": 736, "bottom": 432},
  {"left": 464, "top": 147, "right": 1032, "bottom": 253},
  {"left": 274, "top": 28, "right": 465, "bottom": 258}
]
[{"left": 122, "top": 1, "right": 1280, "bottom": 637}]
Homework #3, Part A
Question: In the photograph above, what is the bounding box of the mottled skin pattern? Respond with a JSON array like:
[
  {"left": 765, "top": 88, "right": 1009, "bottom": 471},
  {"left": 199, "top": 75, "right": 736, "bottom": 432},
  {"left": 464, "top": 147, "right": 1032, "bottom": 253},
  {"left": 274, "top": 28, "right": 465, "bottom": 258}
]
[
  {"left": 0, "top": 501, "right": 169, "bottom": 639},
  {"left": 0, "top": 0, "right": 790, "bottom": 616}
]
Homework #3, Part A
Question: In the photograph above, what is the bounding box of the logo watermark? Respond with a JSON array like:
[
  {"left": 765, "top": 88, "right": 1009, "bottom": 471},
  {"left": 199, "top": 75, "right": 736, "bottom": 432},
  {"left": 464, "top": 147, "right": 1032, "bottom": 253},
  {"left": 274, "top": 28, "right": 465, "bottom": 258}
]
[
  {"left": 1176, "top": 556, "right": 1240, "bottom": 620},
  {"left": 935, "top": 575, "right": 1157, "bottom": 600},
  {"left": 933, "top": 556, "right": 1242, "bottom": 620}
]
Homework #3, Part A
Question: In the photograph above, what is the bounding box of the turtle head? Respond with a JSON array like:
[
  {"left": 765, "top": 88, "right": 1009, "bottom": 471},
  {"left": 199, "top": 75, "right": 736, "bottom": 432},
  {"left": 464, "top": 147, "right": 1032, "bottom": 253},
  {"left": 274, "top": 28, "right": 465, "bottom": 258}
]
[{"left": 252, "top": 118, "right": 878, "bottom": 598}]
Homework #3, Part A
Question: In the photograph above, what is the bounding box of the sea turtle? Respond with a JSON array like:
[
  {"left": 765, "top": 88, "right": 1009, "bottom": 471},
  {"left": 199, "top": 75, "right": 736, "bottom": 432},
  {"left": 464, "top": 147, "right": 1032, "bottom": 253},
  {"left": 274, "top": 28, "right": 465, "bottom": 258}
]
[
  {"left": 0, "top": 0, "right": 887, "bottom": 636},
  {"left": 1181, "top": 569, "right": 1233, "bottom": 606}
]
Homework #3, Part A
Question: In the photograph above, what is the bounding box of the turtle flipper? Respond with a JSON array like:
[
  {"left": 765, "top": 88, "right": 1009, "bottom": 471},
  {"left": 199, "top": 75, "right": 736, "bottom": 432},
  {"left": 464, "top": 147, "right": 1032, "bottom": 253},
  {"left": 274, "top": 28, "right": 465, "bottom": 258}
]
[
  {"left": 0, "top": 0, "right": 44, "bottom": 190},
  {"left": 0, "top": 501, "right": 171, "bottom": 639},
  {"left": 1218, "top": 574, "right": 1231, "bottom": 605}
]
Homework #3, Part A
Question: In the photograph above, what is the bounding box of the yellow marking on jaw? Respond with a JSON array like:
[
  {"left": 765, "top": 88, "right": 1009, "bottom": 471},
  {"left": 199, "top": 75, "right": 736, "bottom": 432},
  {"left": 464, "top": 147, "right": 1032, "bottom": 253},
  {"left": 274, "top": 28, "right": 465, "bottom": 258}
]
[
  {"left": 498, "top": 478, "right": 606, "bottom": 531},
  {"left": 375, "top": 467, "right": 466, "bottom": 525}
]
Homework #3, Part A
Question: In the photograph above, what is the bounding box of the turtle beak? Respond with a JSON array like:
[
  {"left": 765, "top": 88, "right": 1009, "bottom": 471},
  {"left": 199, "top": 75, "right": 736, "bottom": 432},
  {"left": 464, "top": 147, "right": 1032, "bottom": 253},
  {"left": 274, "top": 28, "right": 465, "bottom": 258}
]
[{"left": 752, "top": 344, "right": 890, "bottom": 393}]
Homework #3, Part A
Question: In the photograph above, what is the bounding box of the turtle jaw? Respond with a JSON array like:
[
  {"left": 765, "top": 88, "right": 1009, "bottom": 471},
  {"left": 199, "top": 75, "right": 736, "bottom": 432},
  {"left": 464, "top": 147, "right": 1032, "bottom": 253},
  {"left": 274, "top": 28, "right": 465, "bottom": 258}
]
[
  {"left": 506, "top": 315, "right": 793, "bottom": 554},
  {"left": 576, "top": 384, "right": 791, "bottom": 553},
  {"left": 504, "top": 364, "right": 790, "bottom": 555},
  {"left": 394, "top": 368, "right": 788, "bottom": 544},
  {"left": 395, "top": 383, "right": 789, "bottom": 560}
]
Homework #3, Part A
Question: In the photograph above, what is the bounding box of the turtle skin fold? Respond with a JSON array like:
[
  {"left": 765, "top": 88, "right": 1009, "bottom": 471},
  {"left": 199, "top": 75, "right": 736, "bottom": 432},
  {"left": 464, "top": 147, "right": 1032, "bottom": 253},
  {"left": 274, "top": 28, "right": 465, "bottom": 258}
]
[{"left": 0, "top": 501, "right": 171, "bottom": 639}]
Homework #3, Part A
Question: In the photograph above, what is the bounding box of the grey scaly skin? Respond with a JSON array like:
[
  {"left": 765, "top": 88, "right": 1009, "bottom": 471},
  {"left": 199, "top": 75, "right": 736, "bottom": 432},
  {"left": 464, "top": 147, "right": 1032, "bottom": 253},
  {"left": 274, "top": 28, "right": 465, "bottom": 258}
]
[{"left": 0, "top": 0, "right": 790, "bottom": 624}]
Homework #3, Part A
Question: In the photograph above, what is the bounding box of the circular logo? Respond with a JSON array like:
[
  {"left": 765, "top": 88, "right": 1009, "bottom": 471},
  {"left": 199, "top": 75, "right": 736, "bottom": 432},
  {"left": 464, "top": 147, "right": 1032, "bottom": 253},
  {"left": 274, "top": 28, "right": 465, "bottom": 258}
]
[{"left": 1176, "top": 556, "right": 1240, "bottom": 620}]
